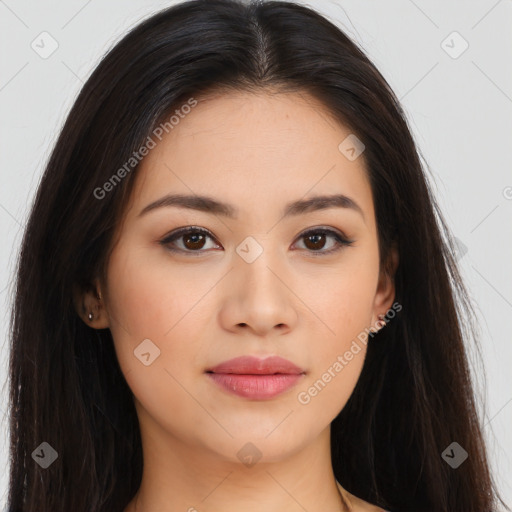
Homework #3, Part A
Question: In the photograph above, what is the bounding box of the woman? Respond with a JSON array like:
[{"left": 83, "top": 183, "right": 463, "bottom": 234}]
[{"left": 6, "top": 0, "right": 507, "bottom": 511}]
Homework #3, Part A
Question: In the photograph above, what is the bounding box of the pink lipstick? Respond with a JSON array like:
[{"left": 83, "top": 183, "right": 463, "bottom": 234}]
[{"left": 206, "top": 355, "right": 305, "bottom": 400}]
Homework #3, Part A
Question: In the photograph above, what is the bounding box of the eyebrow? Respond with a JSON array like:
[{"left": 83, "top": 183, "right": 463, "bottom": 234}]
[{"left": 137, "top": 193, "right": 365, "bottom": 221}]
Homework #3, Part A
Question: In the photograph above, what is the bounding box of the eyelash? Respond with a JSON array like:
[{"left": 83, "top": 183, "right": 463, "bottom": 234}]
[{"left": 159, "top": 226, "right": 354, "bottom": 256}]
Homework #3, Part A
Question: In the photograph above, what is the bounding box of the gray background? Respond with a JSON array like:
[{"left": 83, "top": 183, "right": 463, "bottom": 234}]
[{"left": 0, "top": 0, "right": 511, "bottom": 509}]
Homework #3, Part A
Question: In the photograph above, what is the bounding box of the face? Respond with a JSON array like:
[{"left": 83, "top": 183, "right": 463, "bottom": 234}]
[{"left": 84, "top": 90, "right": 396, "bottom": 464}]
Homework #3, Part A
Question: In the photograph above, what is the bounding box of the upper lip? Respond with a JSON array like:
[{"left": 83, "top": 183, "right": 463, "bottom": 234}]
[{"left": 206, "top": 356, "right": 305, "bottom": 375}]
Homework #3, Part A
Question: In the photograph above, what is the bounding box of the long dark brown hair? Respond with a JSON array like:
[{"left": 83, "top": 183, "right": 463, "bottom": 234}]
[{"left": 6, "top": 1, "right": 507, "bottom": 510}]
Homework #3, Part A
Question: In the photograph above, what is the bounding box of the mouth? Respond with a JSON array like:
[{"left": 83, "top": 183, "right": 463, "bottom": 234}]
[{"left": 205, "top": 355, "right": 306, "bottom": 400}]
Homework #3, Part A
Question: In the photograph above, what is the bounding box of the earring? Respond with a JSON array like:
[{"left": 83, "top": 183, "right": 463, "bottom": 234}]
[
  {"left": 88, "top": 290, "right": 101, "bottom": 322},
  {"left": 377, "top": 314, "right": 387, "bottom": 329}
]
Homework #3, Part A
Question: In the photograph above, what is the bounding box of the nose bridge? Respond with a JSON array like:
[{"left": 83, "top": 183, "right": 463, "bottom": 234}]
[
  {"left": 234, "top": 234, "right": 284, "bottom": 296},
  {"left": 225, "top": 235, "right": 296, "bottom": 333}
]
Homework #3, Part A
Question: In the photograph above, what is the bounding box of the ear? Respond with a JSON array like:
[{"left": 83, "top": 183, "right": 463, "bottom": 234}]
[
  {"left": 371, "top": 242, "right": 399, "bottom": 324},
  {"left": 72, "top": 278, "right": 110, "bottom": 329}
]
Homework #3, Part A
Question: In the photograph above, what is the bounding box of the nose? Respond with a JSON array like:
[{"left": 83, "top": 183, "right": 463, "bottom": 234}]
[{"left": 218, "top": 253, "right": 298, "bottom": 337}]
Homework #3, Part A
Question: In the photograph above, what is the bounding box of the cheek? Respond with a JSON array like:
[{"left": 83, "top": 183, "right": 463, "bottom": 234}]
[
  {"left": 104, "top": 240, "right": 208, "bottom": 377},
  {"left": 104, "top": 244, "right": 215, "bottom": 439},
  {"left": 304, "top": 260, "right": 378, "bottom": 349},
  {"left": 294, "top": 260, "right": 378, "bottom": 416},
  {"left": 294, "top": 285, "right": 370, "bottom": 428}
]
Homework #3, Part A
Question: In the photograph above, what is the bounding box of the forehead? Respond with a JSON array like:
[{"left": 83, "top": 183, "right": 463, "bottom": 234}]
[{"left": 126, "top": 90, "right": 374, "bottom": 226}]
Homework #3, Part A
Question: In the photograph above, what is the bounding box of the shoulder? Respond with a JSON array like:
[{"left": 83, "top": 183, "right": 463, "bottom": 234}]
[{"left": 336, "top": 481, "right": 388, "bottom": 512}]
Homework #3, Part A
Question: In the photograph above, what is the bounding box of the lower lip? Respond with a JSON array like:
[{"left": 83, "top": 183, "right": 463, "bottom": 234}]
[{"left": 207, "top": 373, "right": 304, "bottom": 400}]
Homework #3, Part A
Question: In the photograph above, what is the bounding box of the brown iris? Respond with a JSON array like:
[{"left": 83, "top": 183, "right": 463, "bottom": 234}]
[
  {"left": 303, "top": 232, "right": 327, "bottom": 251},
  {"left": 182, "top": 232, "right": 207, "bottom": 250}
]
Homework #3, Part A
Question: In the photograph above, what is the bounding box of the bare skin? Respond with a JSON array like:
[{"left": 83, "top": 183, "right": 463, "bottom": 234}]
[{"left": 76, "top": 89, "right": 396, "bottom": 512}]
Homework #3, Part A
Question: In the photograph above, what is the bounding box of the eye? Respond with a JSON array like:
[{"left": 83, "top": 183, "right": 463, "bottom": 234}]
[
  {"left": 159, "top": 226, "right": 354, "bottom": 256},
  {"left": 159, "top": 226, "right": 220, "bottom": 255},
  {"left": 292, "top": 227, "right": 354, "bottom": 255}
]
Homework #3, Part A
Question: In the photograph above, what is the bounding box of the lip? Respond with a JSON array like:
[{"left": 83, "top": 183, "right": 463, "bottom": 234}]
[
  {"left": 207, "top": 355, "right": 305, "bottom": 375},
  {"left": 206, "top": 356, "right": 306, "bottom": 400}
]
